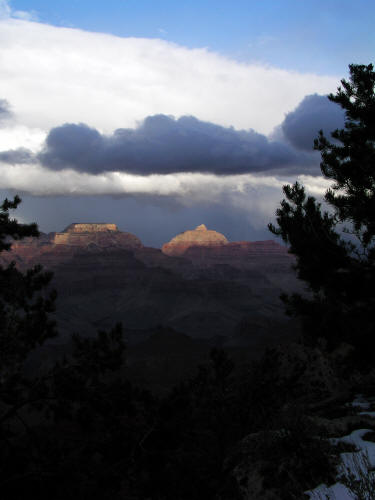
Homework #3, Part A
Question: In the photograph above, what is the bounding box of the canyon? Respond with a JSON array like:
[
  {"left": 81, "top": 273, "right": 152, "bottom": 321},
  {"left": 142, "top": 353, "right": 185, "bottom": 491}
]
[{"left": 2, "top": 222, "right": 302, "bottom": 383}]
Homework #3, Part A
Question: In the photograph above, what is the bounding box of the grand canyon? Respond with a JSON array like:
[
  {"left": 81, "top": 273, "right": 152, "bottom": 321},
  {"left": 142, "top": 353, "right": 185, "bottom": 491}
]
[{"left": 2, "top": 221, "right": 301, "bottom": 385}]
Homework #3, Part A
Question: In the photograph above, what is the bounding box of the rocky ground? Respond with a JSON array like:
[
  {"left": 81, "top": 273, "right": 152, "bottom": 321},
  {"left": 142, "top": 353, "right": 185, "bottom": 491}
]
[{"left": 220, "top": 341, "right": 375, "bottom": 500}]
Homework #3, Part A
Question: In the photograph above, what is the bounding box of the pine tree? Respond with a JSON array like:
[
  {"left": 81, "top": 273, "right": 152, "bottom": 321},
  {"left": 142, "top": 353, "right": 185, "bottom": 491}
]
[
  {"left": 0, "top": 195, "right": 57, "bottom": 376},
  {"left": 269, "top": 64, "right": 375, "bottom": 362}
]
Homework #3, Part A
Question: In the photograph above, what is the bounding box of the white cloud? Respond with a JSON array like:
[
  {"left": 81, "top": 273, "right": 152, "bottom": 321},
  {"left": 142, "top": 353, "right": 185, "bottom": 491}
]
[
  {"left": 0, "top": 125, "right": 46, "bottom": 152},
  {"left": 0, "top": 17, "right": 337, "bottom": 144},
  {"left": 12, "top": 9, "right": 38, "bottom": 21},
  {"left": 298, "top": 174, "right": 332, "bottom": 195},
  {"left": 0, "top": 0, "right": 10, "bottom": 19},
  {"left": 0, "top": 160, "right": 330, "bottom": 228},
  {"left": 0, "top": 162, "right": 265, "bottom": 197}
]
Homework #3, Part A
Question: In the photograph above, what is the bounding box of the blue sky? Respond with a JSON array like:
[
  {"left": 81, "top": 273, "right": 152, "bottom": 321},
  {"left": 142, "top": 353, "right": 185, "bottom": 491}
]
[
  {"left": 0, "top": 0, "right": 373, "bottom": 243},
  {"left": 9, "top": 0, "right": 375, "bottom": 75}
]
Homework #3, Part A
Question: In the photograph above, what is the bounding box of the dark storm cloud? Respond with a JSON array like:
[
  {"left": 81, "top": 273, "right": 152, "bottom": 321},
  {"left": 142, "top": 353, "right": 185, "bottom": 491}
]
[
  {"left": 0, "top": 99, "right": 12, "bottom": 123},
  {"left": 281, "top": 94, "right": 345, "bottom": 151},
  {"left": 39, "top": 115, "right": 317, "bottom": 176},
  {"left": 0, "top": 148, "right": 35, "bottom": 164}
]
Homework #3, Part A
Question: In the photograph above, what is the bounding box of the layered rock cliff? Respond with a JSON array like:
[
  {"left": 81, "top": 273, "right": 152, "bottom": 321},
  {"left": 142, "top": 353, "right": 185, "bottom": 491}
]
[
  {"left": 51, "top": 223, "right": 141, "bottom": 249},
  {"left": 63, "top": 223, "right": 118, "bottom": 233},
  {"left": 162, "top": 224, "right": 228, "bottom": 256},
  {"left": 0, "top": 223, "right": 142, "bottom": 270}
]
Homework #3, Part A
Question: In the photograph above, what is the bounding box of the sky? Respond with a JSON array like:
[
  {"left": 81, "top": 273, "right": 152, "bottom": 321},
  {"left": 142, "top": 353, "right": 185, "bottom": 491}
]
[{"left": 0, "top": 0, "right": 373, "bottom": 246}]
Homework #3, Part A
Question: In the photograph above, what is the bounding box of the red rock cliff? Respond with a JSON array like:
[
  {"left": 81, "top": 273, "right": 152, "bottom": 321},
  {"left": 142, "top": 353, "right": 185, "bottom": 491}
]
[
  {"left": 1, "top": 223, "right": 143, "bottom": 270},
  {"left": 162, "top": 224, "right": 228, "bottom": 256},
  {"left": 63, "top": 223, "right": 118, "bottom": 233},
  {"left": 50, "top": 222, "right": 141, "bottom": 248}
]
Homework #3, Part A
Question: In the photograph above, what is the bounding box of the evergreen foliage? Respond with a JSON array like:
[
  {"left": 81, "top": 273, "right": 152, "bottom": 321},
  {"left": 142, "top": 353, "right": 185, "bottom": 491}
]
[
  {"left": 269, "top": 64, "right": 375, "bottom": 360},
  {"left": 0, "top": 196, "right": 57, "bottom": 375}
]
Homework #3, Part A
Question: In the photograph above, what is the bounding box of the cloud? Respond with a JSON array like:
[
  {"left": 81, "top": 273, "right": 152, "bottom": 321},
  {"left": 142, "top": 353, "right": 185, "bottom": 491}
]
[
  {"left": 0, "top": 160, "right": 331, "bottom": 245},
  {"left": 0, "top": 124, "right": 46, "bottom": 153},
  {"left": 0, "top": 0, "right": 10, "bottom": 19},
  {"left": 0, "top": 158, "right": 330, "bottom": 203},
  {"left": 0, "top": 98, "right": 12, "bottom": 123},
  {"left": 12, "top": 9, "right": 38, "bottom": 22},
  {"left": 281, "top": 94, "right": 345, "bottom": 151},
  {"left": 0, "top": 0, "right": 36, "bottom": 21},
  {"left": 0, "top": 17, "right": 338, "bottom": 139},
  {"left": 248, "top": 34, "right": 277, "bottom": 49},
  {"left": 38, "top": 114, "right": 318, "bottom": 175},
  {"left": 0, "top": 147, "right": 34, "bottom": 164}
]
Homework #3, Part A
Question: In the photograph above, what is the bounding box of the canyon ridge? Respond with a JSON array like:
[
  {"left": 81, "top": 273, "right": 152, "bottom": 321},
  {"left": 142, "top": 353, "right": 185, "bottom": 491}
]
[{"left": 2, "top": 222, "right": 302, "bottom": 385}]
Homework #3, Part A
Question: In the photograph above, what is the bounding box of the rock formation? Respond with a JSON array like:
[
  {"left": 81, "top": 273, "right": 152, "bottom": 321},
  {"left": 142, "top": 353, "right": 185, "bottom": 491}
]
[
  {"left": 63, "top": 223, "right": 118, "bottom": 233},
  {"left": 162, "top": 224, "right": 228, "bottom": 256},
  {"left": 51, "top": 223, "right": 142, "bottom": 249},
  {"left": 161, "top": 224, "right": 290, "bottom": 263},
  {"left": 0, "top": 223, "right": 142, "bottom": 270}
]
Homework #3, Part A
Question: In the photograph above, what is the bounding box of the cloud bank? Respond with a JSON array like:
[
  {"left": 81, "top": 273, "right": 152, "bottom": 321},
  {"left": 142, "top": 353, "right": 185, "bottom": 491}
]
[
  {"left": 0, "top": 161, "right": 330, "bottom": 225},
  {"left": 5, "top": 91, "right": 343, "bottom": 179},
  {"left": 281, "top": 94, "right": 345, "bottom": 151},
  {"left": 37, "top": 115, "right": 317, "bottom": 176},
  {"left": 0, "top": 91, "right": 342, "bottom": 196},
  {"left": 0, "top": 17, "right": 337, "bottom": 138}
]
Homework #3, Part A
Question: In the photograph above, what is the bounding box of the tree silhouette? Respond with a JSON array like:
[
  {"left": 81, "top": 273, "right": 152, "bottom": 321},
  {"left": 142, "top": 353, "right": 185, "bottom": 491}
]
[
  {"left": 0, "top": 195, "right": 57, "bottom": 377},
  {"left": 269, "top": 64, "right": 375, "bottom": 363}
]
